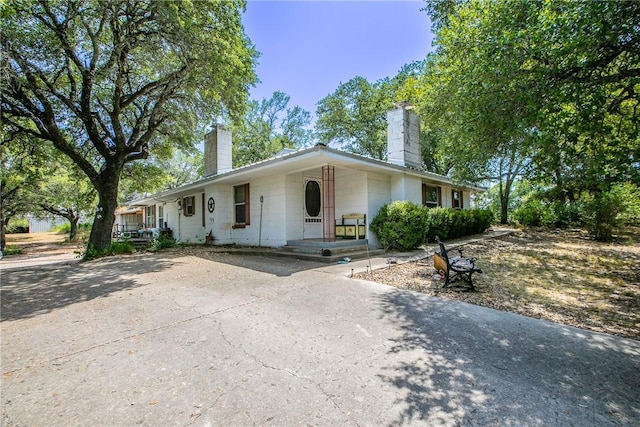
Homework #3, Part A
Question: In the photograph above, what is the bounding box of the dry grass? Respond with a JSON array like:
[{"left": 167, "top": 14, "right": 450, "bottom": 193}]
[
  {"left": 358, "top": 228, "right": 640, "bottom": 340},
  {"left": 5, "top": 232, "right": 83, "bottom": 255}
]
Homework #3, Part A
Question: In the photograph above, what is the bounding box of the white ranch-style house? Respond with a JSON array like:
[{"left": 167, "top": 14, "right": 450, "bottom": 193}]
[{"left": 121, "top": 107, "right": 484, "bottom": 249}]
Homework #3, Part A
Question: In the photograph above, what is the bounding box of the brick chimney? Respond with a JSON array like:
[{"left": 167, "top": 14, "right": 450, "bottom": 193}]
[
  {"left": 387, "top": 106, "right": 421, "bottom": 169},
  {"left": 204, "top": 125, "right": 232, "bottom": 176}
]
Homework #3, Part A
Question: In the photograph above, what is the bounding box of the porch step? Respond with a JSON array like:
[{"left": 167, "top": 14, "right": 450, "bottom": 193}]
[{"left": 277, "top": 239, "right": 384, "bottom": 263}]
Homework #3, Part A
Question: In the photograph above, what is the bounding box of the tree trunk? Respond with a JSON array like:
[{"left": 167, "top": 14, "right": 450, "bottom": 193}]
[
  {"left": 0, "top": 203, "right": 5, "bottom": 253},
  {"left": 500, "top": 195, "right": 509, "bottom": 224},
  {"left": 69, "top": 214, "right": 79, "bottom": 242},
  {"left": 499, "top": 178, "right": 514, "bottom": 224},
  {"left": 87, "top": 167, "right": 122, "bottom": 253}
]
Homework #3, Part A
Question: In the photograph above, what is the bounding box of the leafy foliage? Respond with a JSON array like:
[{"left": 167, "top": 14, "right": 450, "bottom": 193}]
[
  {"left": 149, "top": 234, "right": 177, "bottom": 252},
  {"left": 370, "top": 201, "right": 428, "bottom": 251},
  {"left": 314, "top": 62, "right": 445, "bottom": 169},
  {"left": 83, "top": 240, "right": 135, "bottom": 260},
  {"left": 370, "top": 202, "right": 493, "bottom": 250},
  {"left": 231, "top": 92, "right": 313, "bottom": 167},
  {"left": 0, "top": 135, "right": 52, "bottom": 249},
  {"left": 2, "top": 0, "right": 258, "bottom": 251},
  {"left": 419, "top": 0, "right": 639, "bottom": 225}
]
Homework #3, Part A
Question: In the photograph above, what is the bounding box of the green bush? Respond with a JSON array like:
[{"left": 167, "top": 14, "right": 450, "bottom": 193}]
[
  {"left": 6, "top": 218, "right": 29, "bottom": 233},
  {"left": 52, "top": 222, "right": 91, "bottom": 233},
  {"left": 583, "top": 190, "right": 625, "bottom": 242},
  {"left": 614, "top": 182, "right": 640, "bottom": 226},
  {"left": 548, "top": 201, "right": 584, "bottom": 228},
  {"left": 149, "top": 234, "right": 177, "bottom": 252},
  {"left": 1, "top": 246, "right": 22, "bottom": 256},
  {"left": 82, "top": 240, "right": 135, "bottom": 260},
  {"left": 424, "top": 207, "right": 454, "bottom": 241},
  {"left": 371, "top": 202, "right": 493, "bottom": 250},
  {"left": 370, "top": 201, "right": 428, "bottom": 251},
  {"left": 512, "top": 198, "right": 549, "bottom": 227}
]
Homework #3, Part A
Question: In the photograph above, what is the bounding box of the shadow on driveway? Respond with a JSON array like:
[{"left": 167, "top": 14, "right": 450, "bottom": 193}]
[
  {"left": 376, "top": 289, "right": 640, "bottom": 425},
  {"left": 1, "top": 255, "right": 174, "bottom": 322}
]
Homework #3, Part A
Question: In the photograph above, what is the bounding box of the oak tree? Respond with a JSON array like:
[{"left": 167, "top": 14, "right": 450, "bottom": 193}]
[{"left": 2, "top": 0, "right": 257, "bottom": 252}]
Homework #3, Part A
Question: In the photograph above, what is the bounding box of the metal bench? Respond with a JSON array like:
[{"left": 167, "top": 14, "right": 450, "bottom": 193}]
[{"left": 434, "top": 236, "right": 482, "bottom": 291}]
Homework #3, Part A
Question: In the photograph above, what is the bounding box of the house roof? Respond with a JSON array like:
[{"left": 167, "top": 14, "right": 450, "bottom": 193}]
[{"left": 131, "top": 144, "right": 485, "bottom": 205}]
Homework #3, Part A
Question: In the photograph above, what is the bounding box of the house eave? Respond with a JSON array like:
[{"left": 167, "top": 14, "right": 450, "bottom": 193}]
[{"left": 130, "top": 145, "right": 485, "bottom": 206}]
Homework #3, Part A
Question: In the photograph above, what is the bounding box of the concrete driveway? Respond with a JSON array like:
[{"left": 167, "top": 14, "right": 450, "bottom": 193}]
[{"left": 1, "top": 251, "right": 639, "bottom": 426}]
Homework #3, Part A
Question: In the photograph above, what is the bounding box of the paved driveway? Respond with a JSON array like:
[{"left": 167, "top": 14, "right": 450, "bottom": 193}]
[{"left": 1, "top": 252, "right": 639, "bottom": 426}]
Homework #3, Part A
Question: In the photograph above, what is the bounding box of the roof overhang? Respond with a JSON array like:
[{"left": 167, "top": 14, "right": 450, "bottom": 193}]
[{"left": 131, "top": 145, "right": 486, "bottom": 205}]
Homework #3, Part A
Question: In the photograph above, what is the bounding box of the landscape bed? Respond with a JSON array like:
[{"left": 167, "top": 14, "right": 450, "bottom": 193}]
[{"left": 357, "top": 229, "right": 640, "bottom": 340}]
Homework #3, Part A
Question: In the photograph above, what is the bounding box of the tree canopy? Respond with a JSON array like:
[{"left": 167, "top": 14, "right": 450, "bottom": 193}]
[
  {"left": 416, "top": 0, "right": 640, "bottom": 224},
  {"left": 1, "top": 0, "right": 257, "bottom": 251},
  {"left": 315, "top": 63, "right": 427, "bottom": 162},
  {"left": 231, "top": 91, "right": 313, "bottom": 167}
]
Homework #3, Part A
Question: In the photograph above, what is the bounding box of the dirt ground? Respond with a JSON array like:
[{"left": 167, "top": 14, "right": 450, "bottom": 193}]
[
  {"left": 357, "top": 228, "right": 640, "bottom": 340},
  {"left": 4, "top": 232, "right": 83, "bottom": 256}
]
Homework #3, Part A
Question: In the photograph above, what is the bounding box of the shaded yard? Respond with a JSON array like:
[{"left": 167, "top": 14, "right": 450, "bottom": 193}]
[{"left": 358, "top": 228, "right": 640, "bottom": 340}]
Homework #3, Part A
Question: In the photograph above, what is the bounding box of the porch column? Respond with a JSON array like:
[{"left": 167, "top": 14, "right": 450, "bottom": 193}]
[{"left": 322, "top": 165, "right": 336, "bottom": 242}]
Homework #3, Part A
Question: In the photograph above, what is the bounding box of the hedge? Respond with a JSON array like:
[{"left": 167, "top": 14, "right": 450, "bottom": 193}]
[{"left": 370, "top": 201, "right": 493, "bottom": 251}]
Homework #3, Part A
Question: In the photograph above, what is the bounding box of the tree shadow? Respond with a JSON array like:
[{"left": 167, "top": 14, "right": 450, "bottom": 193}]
[
  {"left": 376, "top": 288, "right": 640, "bottom": 425},
  {"left": 1, "top": 255, "right": 174, "bottom": 322},
  {"left": 178, "top": 248, "right": 327, "bottom": 277}
]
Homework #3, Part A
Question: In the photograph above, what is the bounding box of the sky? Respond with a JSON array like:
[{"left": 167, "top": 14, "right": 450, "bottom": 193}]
[{"left": 242, "top": 0, "right": 434, "bottom": 119}]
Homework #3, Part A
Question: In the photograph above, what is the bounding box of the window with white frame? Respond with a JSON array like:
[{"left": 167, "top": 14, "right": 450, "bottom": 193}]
[
  {"left": 183, "top": 196, "right": 195, "bottom": 216},
  {"left": 452, "top": 190, "right": 463, "bottom": 209},
  {"left": 145, "top": 205, "right": 155, "bottom": 228},
  {"left": 233, "top": 183, "right": 250, "bottom": 227}
]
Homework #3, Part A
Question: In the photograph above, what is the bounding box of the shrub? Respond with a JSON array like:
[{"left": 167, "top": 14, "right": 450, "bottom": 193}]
[
  {"left": 371, "top": 202, "right": 493, "bottom": 250},
  {"left": 1, "top": 246, "right": 22, "bottom": 257},
  {"left": 614, "top": 182, "right": 640, "bottom": 226},
  {"left": 370, "top": 201, "right": 428, "bottom": 251},
  {"left": 424, "top": 208, "right": 492, "bottom": 241},
  {"left": 424, "top": 207, "right": 454, "bottom": 241},
  {"left": 149, "top": 234, "right": 177, "bottom": 252},
  {"left": 108, "top": 240, "right": 135, "bottom": 255},
  {"left": 512, "top": 198, "right": 549, "bottom": 227},
  {"left": 583, "top": 190, "right": 625, "bottom": 242},
  {"left": 6, "top": 218, "right": 29, "bottom": 233},
  {"left": 82, "top": 240, "right": 135, "bottom": 260}
]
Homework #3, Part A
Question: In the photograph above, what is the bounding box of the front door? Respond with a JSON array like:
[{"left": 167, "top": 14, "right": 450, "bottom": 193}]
[{"left": 303, "top": 178, "right": 323, "bottom": 239}]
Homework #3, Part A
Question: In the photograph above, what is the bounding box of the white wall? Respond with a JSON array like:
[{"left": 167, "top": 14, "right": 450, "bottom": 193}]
[
  {"left": 194, "top": 175, "right": 289, "bottom": 247},
  {"left": 335, "top": 169, "right": 367, "bottom": 218},
  {"left": 285, "top": 173, "right": 303, "bottom": 242},
  {"left": 390, "top": 175, "right": 422, "bottom": 205},
  {"left": 177, "top": 193, "right": 207, "bottom": 243},
  {"left": 236, "top": 174, "right": 287, "bottom": 247},
  {"left": 28, "top": 215, "right": 65, "bottom": 233},
  {"left": 366, "top": 172, "right": 392, "bottom": 248}
]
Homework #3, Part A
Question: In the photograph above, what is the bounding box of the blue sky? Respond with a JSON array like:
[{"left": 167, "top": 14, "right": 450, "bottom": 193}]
[{"left": 242, "top": 0, "right": 434, "bottom": 119}]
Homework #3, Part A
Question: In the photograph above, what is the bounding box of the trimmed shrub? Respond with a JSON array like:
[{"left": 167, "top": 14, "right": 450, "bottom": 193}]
[
  {"left": 371, "top": 202, "right": 493, "bottom": 250},
  {"left": 424, "top": 207, "right": 454, "bottom": 241},
  {"left": 370, "top": 201, "right": 428, "bottom": 251}
]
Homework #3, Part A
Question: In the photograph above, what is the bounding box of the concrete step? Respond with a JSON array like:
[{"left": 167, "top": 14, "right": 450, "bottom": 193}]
[
  {"left": 279, "top": 244, "right": 372, "bottom": 256},
  {"left": 275, "top": 248, "right": 386, "bottom": 263}
]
